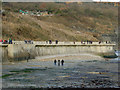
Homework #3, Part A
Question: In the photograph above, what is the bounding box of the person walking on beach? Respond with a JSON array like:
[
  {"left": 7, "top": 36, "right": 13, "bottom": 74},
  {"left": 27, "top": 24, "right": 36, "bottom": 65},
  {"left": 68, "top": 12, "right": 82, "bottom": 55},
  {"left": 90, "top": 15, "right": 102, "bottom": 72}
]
[
  {"left": 58, "top": 60, "right": 60, "bottom": 66},
  {"left": 61, "top": 60, "right": 64, "bottom": 66},
  {"left": 27, "top": 53, "right": 30, "bottom": 62},
  {"left": 54, "top": 59, "right": 57, "bottom": 65}
]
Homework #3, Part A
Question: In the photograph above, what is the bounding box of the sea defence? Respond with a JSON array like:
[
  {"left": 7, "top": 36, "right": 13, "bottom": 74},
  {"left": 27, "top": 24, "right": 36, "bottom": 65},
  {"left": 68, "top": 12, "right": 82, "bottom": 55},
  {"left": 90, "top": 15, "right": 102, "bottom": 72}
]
[{"left": 0, "top": 41, "right": 116, "bottom": 62}]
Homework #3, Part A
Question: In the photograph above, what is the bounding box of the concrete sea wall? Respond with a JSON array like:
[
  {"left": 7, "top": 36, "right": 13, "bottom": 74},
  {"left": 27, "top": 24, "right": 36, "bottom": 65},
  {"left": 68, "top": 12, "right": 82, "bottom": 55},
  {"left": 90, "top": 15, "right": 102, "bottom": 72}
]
[{"left": 0, "top": 43, "right": 116, "bottom": 62}]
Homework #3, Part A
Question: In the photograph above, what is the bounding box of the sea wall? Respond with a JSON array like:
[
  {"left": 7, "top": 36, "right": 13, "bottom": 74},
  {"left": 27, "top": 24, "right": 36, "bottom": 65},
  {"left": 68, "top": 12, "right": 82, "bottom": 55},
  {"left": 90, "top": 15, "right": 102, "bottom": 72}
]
[
  {"left": 1, "top": 43, "right": 116, "bottom": 62},
  {"left": 1, "top": 45, "right": 8, "bottom": 62},
  {"left": 7, "top": 44, "right": 36, "bottom": 61},
  {"left": 35, "top": 45, "right": 114, "bottom": 56}
]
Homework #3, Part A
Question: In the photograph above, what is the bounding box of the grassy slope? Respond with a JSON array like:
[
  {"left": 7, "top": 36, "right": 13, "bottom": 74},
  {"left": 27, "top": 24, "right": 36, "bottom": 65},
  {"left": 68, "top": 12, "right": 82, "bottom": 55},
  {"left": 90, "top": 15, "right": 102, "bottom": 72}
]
[{"left": 2, "top": 2, "right": 118, "bottom": 42}]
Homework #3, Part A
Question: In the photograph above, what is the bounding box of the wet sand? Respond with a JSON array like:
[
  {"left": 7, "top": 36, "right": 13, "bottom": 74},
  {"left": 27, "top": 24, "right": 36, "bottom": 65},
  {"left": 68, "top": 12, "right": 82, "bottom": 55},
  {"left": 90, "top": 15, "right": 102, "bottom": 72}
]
[
  {"left": 3, "top": 53, "right": 105, "bottom": 65},
  {"left": 2, "top": 53, "right": 119, "bottom": 88}
]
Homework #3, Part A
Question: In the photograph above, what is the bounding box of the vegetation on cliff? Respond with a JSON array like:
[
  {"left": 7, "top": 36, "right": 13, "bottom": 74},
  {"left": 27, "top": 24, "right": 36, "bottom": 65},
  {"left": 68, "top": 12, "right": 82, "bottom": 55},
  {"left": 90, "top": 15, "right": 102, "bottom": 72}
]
[{"left": 2, "top": 2, "right": 118, "bottom": 42}]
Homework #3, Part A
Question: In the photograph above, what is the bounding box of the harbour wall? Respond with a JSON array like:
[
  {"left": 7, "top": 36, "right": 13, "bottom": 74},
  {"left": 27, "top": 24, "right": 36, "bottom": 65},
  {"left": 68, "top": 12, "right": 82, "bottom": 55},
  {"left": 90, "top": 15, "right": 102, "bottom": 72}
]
[{"left": 0, "top": 42, "right": 116, "bottom": 62}]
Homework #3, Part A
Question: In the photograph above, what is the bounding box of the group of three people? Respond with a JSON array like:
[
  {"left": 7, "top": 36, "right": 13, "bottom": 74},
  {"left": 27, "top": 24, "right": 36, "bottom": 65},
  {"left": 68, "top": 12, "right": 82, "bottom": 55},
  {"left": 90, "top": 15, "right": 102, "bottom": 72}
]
[{"left": 54, "top": 59, "right": 64, "bottom": 66}]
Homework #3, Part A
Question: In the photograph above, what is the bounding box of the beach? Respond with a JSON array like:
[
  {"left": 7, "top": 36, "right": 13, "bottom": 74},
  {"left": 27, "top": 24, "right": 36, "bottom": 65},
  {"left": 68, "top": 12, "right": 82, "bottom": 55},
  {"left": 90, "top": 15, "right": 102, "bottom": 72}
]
[{"left": 2, "top": 53, "right": 119, "bottom": 88}]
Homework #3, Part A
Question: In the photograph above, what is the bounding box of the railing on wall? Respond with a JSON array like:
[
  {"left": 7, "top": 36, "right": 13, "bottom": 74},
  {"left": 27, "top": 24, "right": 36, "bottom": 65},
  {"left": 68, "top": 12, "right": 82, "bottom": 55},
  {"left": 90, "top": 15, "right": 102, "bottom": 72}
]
[{"left": 11, "top": 41, "right": 116, "bottom": 45}]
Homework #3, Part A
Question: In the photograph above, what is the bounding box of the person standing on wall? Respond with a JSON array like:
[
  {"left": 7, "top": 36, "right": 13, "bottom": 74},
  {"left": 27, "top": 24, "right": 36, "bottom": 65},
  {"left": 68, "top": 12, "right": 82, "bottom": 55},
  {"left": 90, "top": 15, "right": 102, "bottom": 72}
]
[
  {"left": 0, "top": 39, "right": 2, "bottom": 44},
  {"left": 9, "top": 38, "right": 12, "bottom": 44},
  {"left": 55, "top": 40, "right": 58, "bottom": 44}
]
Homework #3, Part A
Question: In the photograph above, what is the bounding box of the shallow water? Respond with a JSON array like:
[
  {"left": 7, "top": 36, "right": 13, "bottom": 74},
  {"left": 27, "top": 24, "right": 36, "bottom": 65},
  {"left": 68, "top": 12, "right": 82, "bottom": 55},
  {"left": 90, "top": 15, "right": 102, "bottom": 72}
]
[{"left": 2, "top": 53, "right": 120, "bottom": 88}]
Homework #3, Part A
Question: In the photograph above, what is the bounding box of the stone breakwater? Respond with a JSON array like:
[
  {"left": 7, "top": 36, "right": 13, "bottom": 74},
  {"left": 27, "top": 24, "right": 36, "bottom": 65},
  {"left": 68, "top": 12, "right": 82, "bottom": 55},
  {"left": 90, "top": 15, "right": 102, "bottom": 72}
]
[{"left": 0, "top": 42, "right": 116, "bottom": 62}]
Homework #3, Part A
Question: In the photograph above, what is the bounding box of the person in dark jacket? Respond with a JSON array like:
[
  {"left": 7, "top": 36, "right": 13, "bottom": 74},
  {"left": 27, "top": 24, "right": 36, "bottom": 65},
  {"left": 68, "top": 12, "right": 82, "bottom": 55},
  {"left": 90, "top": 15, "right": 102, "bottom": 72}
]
[
  {"left": 9, "top": 38, "right": 12, "bottom": 44},
  {"left": 54, "top": 59, "right": 57, "bottom": 65},
  {"left": 99, "top": 41, "right": 101, "bottom": 44},
  {"left": 58, "top": 60, "right": 60, "bottom": 66},
  {"left": 55, "top": 40, "right": 58, "bottom": 44},
  {"left": 49, "top": 40, "right": 52, "bottom": 44},
  {"left": 61, "top": 60, "right": 64, "bottom": 66},
  {"left": 24, "top": 40, "right": 27, "bottom": 44}
]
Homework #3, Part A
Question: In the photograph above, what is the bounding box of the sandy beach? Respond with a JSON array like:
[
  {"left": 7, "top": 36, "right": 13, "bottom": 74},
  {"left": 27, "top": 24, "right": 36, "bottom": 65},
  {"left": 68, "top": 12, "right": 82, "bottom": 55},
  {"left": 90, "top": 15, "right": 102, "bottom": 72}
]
[
  {"left": 35, "top": 53, "right": 105, "bottom": 61},
  {"left": 3, "top": 53, "right": 105, "bottom": 65}
]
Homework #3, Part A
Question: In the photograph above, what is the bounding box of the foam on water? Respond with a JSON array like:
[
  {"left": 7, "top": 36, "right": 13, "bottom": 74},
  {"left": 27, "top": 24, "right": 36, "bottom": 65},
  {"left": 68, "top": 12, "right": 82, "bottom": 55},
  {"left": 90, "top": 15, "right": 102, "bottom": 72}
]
[
  {"left": 115, "top": 51, "right": 120, "bottom": 57},
  {"left": 113, "top": 51, "right": 120, "bottom": 61}
]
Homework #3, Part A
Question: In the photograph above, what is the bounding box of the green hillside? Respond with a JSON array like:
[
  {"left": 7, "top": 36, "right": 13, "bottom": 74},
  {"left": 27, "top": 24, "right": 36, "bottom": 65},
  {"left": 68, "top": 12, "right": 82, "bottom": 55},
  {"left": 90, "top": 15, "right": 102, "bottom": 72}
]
[{"left": 2, "top": 2, "right": 118, "bottom": 42}]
